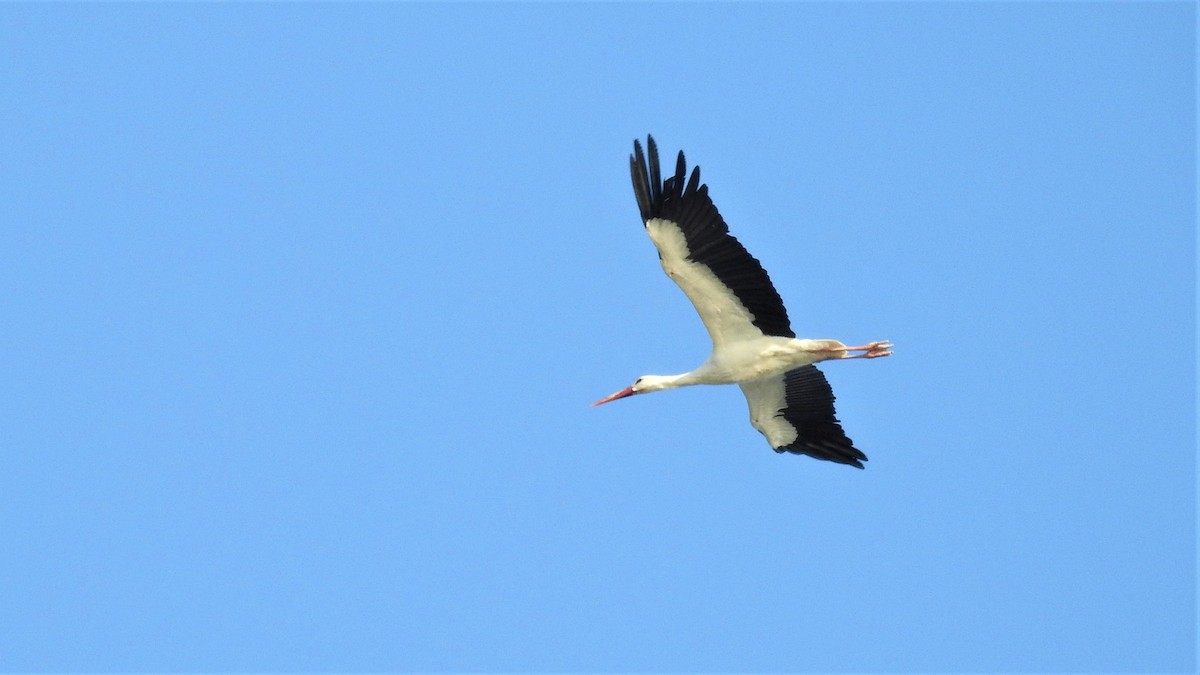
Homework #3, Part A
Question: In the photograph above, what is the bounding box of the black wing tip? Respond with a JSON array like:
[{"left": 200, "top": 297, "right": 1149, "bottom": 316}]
[
  {"left": 775, "top": 443, "right": 869, "bottom": 469},
  {"left": 629, "top": 134, "right": 696, "bottom": 220},
  {"left": 630, "top": 137, "right": 654, "bottom": 223}
]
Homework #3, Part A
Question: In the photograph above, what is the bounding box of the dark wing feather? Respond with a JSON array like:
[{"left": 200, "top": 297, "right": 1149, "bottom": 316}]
[{"left": 776, "top": 365, "right": 867, "bottom": 468}]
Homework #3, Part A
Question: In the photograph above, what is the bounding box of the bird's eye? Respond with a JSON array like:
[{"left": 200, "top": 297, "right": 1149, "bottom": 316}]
[{"left": 634, "top": 378, "right": 643, "bottom": 386}]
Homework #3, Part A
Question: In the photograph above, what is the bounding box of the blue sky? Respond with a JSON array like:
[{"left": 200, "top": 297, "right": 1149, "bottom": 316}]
[{"left": 1, "top": 3, "right": 1194, "bottom": 672}]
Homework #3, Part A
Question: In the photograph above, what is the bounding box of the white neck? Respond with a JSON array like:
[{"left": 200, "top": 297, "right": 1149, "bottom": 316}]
[{"left": 634, "top": 372, "right": 696, "bottom": 394}]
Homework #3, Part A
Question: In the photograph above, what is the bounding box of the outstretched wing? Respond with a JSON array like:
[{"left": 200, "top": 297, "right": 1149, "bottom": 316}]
[
  {"left": 630, "top": 136, "right": 794, "bottom": 348},
  {"left": 739, "top": 365, "right": 868, "bottom": 468}
]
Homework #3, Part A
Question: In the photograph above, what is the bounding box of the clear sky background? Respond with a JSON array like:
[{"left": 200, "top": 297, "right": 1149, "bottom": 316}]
[{"left": 1, "top": 3, "right": 1194, "bottom": 673}]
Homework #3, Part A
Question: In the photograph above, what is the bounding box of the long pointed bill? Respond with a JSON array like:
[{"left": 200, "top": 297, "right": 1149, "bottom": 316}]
[{"left": 591, "top": 386, "right": 635, "bottom": 407}]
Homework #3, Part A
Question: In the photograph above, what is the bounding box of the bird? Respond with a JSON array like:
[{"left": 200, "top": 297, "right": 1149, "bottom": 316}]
[{"left": 592, "top": 135, "right": 892, "bottom": 468}]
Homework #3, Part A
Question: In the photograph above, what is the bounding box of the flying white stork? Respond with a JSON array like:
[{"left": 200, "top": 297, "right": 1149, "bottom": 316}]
[{"left": 592, "top": 135, "right": 892, "bottom": 468}]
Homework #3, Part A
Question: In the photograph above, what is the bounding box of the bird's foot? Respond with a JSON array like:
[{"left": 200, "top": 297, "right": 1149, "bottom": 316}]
[{"left": 841, "top": 340, "right": 893, "bottom": 359}]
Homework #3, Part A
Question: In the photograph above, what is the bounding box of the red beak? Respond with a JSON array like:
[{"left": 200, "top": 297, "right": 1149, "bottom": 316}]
[{"left": 591, "top": 386, "right": 635, "bottom": 407}]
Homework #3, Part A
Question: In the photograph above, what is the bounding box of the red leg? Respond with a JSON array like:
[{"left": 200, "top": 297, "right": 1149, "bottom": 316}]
[{"left": 810, "top": 340, "right": 893, "bottom": 359}]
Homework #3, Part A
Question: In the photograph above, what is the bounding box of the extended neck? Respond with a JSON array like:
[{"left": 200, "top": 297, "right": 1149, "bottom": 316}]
[{"left": 637, "top": 372, "right": 697, "bottom": 393}]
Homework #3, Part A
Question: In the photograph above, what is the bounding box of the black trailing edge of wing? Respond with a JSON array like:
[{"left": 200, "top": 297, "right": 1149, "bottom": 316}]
[
  {"left": 775, "top": 365, "right": 868, "bottom": 468},
  {"left": 630, "top": 135, "right": 795, "bottom": 339}
]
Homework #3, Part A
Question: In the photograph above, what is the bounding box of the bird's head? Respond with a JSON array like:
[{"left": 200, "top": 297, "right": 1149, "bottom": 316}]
[{"left": 591, "top": 375, "right": 676, "bottom": 406}]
